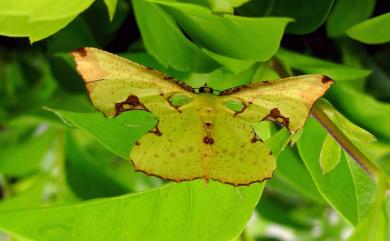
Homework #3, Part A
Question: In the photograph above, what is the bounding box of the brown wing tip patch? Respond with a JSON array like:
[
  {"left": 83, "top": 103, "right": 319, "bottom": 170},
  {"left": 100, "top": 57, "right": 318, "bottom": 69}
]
[
  {"left": 321, "top": 75, "right": 334, "bottom": 84},
  {"left": 71, "top": 47, "right": 87, "bottom": 57}
]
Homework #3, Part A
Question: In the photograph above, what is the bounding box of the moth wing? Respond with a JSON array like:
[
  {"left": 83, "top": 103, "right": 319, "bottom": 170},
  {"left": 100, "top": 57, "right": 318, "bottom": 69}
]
[
  {"left": 71, "top": 47, "right": 194, "bottom": 117},
  {"left": 208, "top": 102, "right": 275, "bottom": 185},
  {"left": 220, "top": 75, "right": 334, "bottom": 132}
]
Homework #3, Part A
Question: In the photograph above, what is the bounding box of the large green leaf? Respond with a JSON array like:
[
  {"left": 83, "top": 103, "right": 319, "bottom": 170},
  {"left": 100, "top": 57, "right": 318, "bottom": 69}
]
[
  {"left": 0, "top": 180, "right": 264, "bottom": 241},
  {"left": 275, "top": 0, "right": 334, "bottom": 34},
  {"left": 328, "top": 85, "right": 390, "bottom": 140},
  {"left": 132, "top": 0, "right": 220, "bottom": 72},
  {"left": 347, "top": 175, "right": 386, "bottom": 241},
  {"left": 64, "top": 133, "right": 133, "bottom": 199},
  {"left": 276, "top": 49, "right": 371, "bottom": 81},
  {"left": 326, "top": 0, "right": 376, "bottom": 38},
  {"left": 298, "top": 118, "right": 359, "bottom": 225},
  {"left": 180, "top": 0, "right": 250, "bottom": 13},
  {"left": 275, "top": 147, "right": 324, "bottom": 203},
  {"left": 347, "top": 13, "right": 390, "bottom": 44},
  {"left": 47, "top": 109, "right": 156, "bottom": 159},
  {"left": 152, "top": 1, "right": 292, "bottom": 61},
  {"left": 0, "top": 0, "right": 95, "bottom": 42},
  {"left": 238, "top": 0, "right": 334, "bottom": 34},
  {"left": 345, "top": 154, "right": 376, "bottom": 221}
]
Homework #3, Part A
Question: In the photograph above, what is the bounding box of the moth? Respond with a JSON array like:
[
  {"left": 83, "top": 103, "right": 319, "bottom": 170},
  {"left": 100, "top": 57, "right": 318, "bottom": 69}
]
[{"left": 71, "top": 47, "right": 334, "bottom": 186}]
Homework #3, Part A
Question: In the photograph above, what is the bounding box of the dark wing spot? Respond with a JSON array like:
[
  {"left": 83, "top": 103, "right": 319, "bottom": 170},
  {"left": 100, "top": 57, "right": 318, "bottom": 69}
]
[
  {"left": 115, "top": 95, "right": 149, "bottom": 115},
  {"left": 262, "top": 108, "right": 290, "bottom": 129},
  {"left": 164, "top": 76, "right": 174, "bottom": 80},
  {"left": 203, "top": 137, "right": 214, "bottom": 145}
]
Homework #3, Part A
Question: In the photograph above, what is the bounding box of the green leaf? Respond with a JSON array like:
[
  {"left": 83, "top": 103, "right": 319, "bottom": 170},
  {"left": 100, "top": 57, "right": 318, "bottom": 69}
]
[
  {"left": 275, "top": 147, "right": 324, "bottom": 203},
  {"left": 320, "top": 134, "right": 342, "bottom": 173},
  {"left": 46, "top": 109, "right": 157, "bottom": 160},
  {"left": 0, "top": 175, "right": 51, "bottom": 211},
  {"left": 298, "top": 118, "right": 359, "bottom": 224},
  {"left": 347, "top": 12, "right": 390, "bottom": 44},
  {"left": 47, "top": 17, "right": 97, "bottom": 54},
  {"left": 193, "top": 0, "right": 250, "bottom": 13},
  {"left": 0, "top": 180, "right": 264, "bottom": 241},
  {"left": 152, "top": 1, "right": 292, "bottom": 61},
  {"left": 64, "top": 133, "right": 133, "bottom": 199},
  {"left": 318, "top": 98, "right": 377, "bottom": 143},
  {"left": 328, "top": 84, "right": 390, "bottom": 140},
  {"left": 282, "top": 0, "right": 334, "bottom": 34},
  {"left": 0, "top": 0, "right": 95, "bottom": 42},
  {"left": 237, "top": 0, "right": 334, "bottom": 34},
  {"left": 347, "top": 175, "right": 386, "bottom": 241},
  {"left": 132, "top": 0, "right": 220, "bottom": 72},
  {"left": 345, "top": 154, "right": 375, "bottom": 221},
  {"left": 0, "top": 129, "right": 56, "bottom": 177},
  {"left": 104, "top": 0, "right": 118, "bottom": 21},
  {"left": 326, "top": 0, "right": 376, "bottom": 38},
  {"left": 276, "top": 49, "right": 371, "bottom": 81},
  {"left": 83, "top": 0, "right": 130, "bottom": 46}
]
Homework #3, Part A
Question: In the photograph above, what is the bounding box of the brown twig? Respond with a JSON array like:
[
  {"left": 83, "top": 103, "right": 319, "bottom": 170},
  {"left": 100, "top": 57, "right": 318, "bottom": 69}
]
[{"left": 311, "top": 104, "right": 380, "bottom": 177}]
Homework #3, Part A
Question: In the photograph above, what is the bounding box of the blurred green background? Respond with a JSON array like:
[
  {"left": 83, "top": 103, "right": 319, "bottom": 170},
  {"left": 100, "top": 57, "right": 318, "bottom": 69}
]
[{"left": 0, "top": 0, "right": 389, "bottom": 240}]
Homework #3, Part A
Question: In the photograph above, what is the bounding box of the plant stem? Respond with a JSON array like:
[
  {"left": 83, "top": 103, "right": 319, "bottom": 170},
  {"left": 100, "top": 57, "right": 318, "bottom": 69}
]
[{"left": 311, "top": 104, "right": 380, "bottom": 177}]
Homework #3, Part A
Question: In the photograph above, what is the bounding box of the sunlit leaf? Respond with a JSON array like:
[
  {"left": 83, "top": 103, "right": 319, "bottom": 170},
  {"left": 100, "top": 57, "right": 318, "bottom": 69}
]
[
  {"left": 326, "top": 0, "right": 376, "bottom": 38},
  {"left": 347, "top": 12, "right": 390, "bottom": 44},
  {"left": 151, "top": 1, "right": 292, "bottom": 61},
  {"left": 0, "top": 180, "right": 264, "bottom": 241},
  {"left": 320, "top": 134, "right": 342, "bottom": 173}
]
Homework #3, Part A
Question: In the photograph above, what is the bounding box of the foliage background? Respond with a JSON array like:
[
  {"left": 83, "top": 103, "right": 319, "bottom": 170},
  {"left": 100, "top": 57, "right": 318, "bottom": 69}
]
[{"left": 0, "top": 0, "right": 389, "bottom": 240}]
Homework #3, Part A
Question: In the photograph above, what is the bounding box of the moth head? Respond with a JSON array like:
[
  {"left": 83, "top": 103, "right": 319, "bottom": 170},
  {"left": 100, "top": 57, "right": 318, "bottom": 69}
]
[{"left": 198, "top": 86, "right": 214, "bottom": 94}]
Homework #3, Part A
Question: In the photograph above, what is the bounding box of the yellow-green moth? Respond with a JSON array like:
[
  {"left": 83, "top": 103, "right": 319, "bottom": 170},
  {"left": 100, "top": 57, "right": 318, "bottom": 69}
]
[{"left": 71, "top": 47, "right": 334, "bottom": 186}]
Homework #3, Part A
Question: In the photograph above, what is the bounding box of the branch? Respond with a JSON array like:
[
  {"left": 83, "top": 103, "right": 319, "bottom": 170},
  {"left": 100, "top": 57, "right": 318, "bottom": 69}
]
[{"left": 311, "top": 104, "right": 380, "bottom": 177}]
